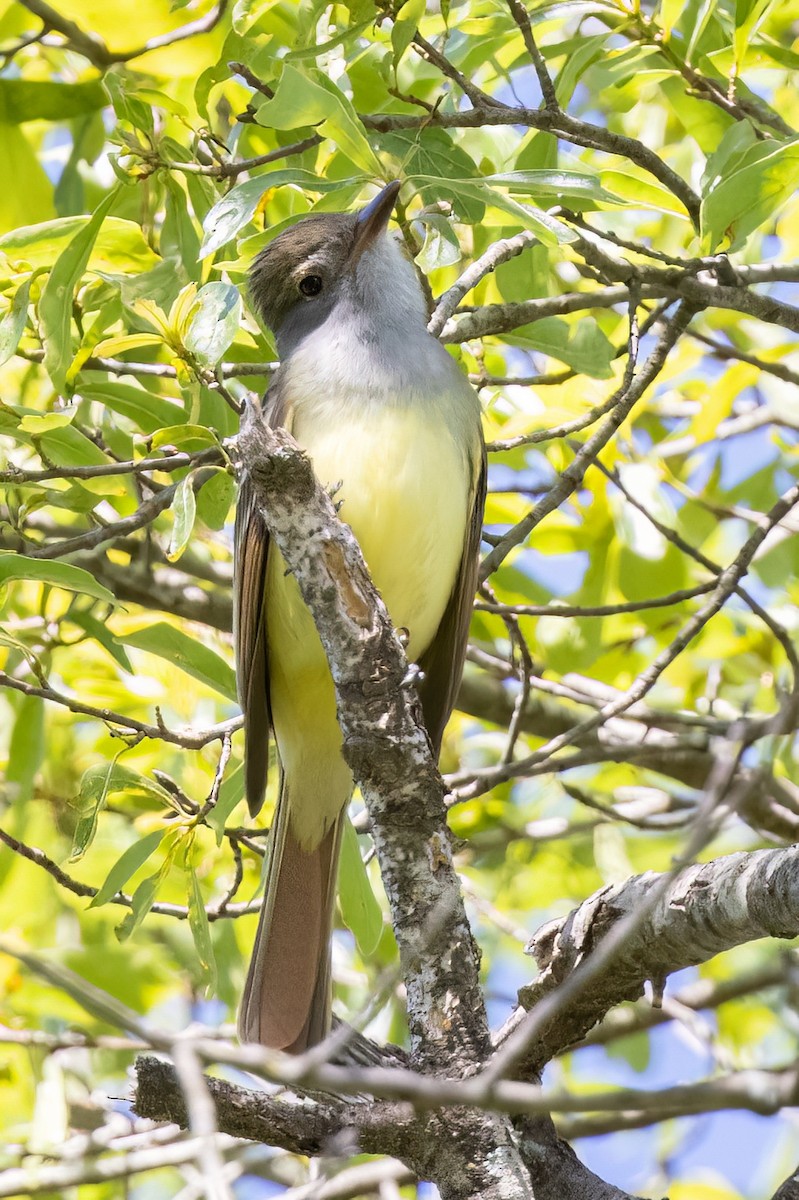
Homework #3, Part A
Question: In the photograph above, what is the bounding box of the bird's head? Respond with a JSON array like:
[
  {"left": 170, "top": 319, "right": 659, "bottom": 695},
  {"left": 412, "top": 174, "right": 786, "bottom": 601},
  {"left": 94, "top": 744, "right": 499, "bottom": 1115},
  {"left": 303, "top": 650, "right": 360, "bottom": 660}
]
[{"left": 248, "top": 181, "right": 426, "bottom": 352}]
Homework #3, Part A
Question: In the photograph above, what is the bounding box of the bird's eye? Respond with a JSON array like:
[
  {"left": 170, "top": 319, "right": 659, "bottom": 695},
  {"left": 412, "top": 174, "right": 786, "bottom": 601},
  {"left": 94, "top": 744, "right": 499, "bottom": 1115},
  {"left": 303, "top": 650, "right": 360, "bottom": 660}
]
[{"left": 299, "top": 275, "right": 323, "bottom": 297}]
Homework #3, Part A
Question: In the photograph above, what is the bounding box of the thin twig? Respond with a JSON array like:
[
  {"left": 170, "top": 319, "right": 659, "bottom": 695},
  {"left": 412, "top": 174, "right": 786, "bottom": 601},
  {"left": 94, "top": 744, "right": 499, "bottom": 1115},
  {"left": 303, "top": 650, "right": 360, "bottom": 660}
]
[
  {"left": 480, "top": 297, "right": 686, "bottom": 579},
  {"left": 0, "top": 672, "right": 242, "bottom": 749}
]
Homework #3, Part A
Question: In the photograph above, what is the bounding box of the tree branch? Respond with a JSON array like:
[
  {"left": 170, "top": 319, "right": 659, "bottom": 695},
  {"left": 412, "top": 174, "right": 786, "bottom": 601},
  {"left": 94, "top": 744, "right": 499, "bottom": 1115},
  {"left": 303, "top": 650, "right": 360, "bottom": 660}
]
[
  {"left": 232, "top": 407, "right": 534, "bottom": 1199},
  {"left": 0, "top": 672, "right": 241, "bottom": 749},
  {"left": 480, "top": 302, "right": 693, "bottom": 579},
  {"left": 495, "top": 845, "right": 799, "bottom": 1074},
  {"left": 134, "top": 1056, "right": 415, "bottom": 1161}
]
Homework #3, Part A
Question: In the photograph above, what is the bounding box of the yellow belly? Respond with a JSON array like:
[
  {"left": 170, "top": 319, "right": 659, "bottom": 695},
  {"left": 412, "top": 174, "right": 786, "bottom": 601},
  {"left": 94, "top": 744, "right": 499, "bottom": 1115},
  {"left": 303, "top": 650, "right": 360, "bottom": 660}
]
[{"left": 267, "top": 405, "right": 470, "bottom": 849}]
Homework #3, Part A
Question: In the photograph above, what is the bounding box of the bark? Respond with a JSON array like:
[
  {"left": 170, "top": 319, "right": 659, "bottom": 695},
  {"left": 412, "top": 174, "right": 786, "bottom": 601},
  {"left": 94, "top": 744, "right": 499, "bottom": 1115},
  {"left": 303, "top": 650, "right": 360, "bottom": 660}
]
[
  {"left": 233, "top": 408, "right": 534, "bottom": 1199},
  {"left": 133, "top": 1059, "right": 642, "bottom": 1200},
  {"left": 134, "top": 1056, "right": 416, "bottom": 1161},
  {"left": 496, "top": 846, "right": 799, "bottom": 1076},
  {"left": 515, "top": 1117, "right": 642, "bottom": 1200}
]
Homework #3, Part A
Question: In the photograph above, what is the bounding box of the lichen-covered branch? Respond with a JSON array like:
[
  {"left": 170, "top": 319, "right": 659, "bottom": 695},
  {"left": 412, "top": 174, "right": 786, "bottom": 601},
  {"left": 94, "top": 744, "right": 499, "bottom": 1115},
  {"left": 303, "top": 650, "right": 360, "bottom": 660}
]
[
  {"left": 232, "top": 406, "right": 534, "bottom": 1200},
  {"left": 134, "top": 1056, "right": 415, "bottom": 1161}
]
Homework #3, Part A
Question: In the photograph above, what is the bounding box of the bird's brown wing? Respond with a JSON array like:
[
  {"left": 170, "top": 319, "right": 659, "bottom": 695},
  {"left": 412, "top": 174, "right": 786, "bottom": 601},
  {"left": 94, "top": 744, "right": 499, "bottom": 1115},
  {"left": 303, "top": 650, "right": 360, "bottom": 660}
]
[
  {"left": 417, "top": 441, "right": 487, "bottom": 755},
  {"left": 233, "top": 383, "right": 289, "bottom": 817}
]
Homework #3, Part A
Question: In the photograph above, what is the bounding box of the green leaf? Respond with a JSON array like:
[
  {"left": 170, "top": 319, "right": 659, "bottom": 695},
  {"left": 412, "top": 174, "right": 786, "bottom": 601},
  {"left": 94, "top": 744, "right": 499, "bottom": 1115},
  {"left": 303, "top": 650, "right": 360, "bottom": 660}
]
[
  {"left": 161, "top": 175, "right": 201, "bottom": 282},
  {"left": 68, "top": 608, "right": 133, "bottom": 672},
  {"left": 70, "top": 753, "right": 124, "bottom": 861},
  {"left": 700, "top": 121, "right": 759, "bottom": 196},
  {"left": 482, "top": 170, "right": 622, "bottom": 207},
  {"left": 755, "top": 533, "right": 799, "bottom": 589},
  {"left": 599, "top": 167, "right": 694, "bottom": 216},
  {"left": 32, "top": 424, "right": 123, "bottom": 497},
  {"left": 19, "top": 409, "right": 76, "bottom": 433},
  {"left": 380, "top": 129, "right": 483, "bottom": 222},
  {"left": 338, "top": 815, "right": 383, "bottom": 957},
  {"left": 6, "top": 694, "right": 45, "bottom": 806},
  {"left": 255, "top": 65, "right": 382, "bottom": 175},
  {"left": 206, "top": 761, "right": 245, "bottom": 843},
  {"left": 416, "top": 214, "right": 462, "bottom": 272},
  {"left": 392, "top": 0, "right": 425, "bottom": 66},
  {"left": 79, "top": 380, "right": 186, "bottom": 434},
  {"left": 104, "top": 72, "right": 153, "bottom": 134},
  {"left": 117, "top": 622, "right": 237, "bottom": 701},
  {"left": 660, "top": 71, "right": 735, "bottom": 157},
  {"left": 115, "top": 871, "right": 161, "bottom": 941},
  {"left": 606, "top": 1029, "right": 652, "bottom": 1072},
  {"left": 701, "top": 137, "right": 799, "bottom": 252},
  {"left": 91, "top": 331, "right": 163, "bottom": 356},
  {"left": 0, "top": 124, "right": 54, "bottom": 230},
  {"left": 409, "top": 174, "right": 578, "bottom": 245},
  {"left": 0, "top": 216, "right": 159, "bottom": 276},
  {"left": 0, "top": 79, "right": 107, "bottom": 124},
  {"left": 474, "top": 183, "right": 578, "bottom": 244},
  {"left": 554, "top": 33, "right": 608, "bottom": 105},
  {"left": 74, "top": 762, "right": 175, "bottom": 810},
  {"left": 509, "top": 316, "right": 615, "bottom": 378},
  {"left": 200, "top": 170, "right": 362, "bottom": 259},
  {"left": 150, "top": 424, "right": 220, "bottom": 452},
  {"left": 39, "top": 189, "right": 119, "bottom": 395},
  {"left": 89, "top": 829, "right": 165, "bottom": 908},
  {"left": 286, "top": 17, "right": 374, "bottom": 60},
  {"left": 0, "top": 554, "right": 116, "bottom": 605},
  {"left": 168, "top": 473, "right": 197, "bottom": 562},
  {"left": 184, "top": 282, "right": 242, "bottom": 367},
  {"left": 134, "top": 88, "right": 189, "bottom": 120},
  {"left": 187, "top": 866, "right": 217, "bottom": 994},
  {"left": 734, "top": 0, "right": 779, "bottom": 64},
  {"left": 0, "top": 276, "right": 33, "bottom": 366},
  {"left": 196, "top": 468, "right": 235, "bottom": 530},
  {"left": 659, "top": 0, "right": 687, "bottom": 37}
]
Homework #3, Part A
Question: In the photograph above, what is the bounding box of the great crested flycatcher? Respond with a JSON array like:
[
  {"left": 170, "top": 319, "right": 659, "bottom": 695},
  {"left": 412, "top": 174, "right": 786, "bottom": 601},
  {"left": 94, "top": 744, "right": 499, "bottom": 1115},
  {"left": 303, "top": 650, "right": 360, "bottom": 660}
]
[{"left": 234, "top": 180, "right": 486, "bottom": 1052}]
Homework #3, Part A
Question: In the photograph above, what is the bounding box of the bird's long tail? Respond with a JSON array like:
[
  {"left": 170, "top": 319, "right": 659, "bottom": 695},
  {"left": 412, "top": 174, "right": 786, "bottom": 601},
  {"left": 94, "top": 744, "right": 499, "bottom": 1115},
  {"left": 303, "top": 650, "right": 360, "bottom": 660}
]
[{"left": 238, "top": 780, "right": 343, "bottom": 1052}]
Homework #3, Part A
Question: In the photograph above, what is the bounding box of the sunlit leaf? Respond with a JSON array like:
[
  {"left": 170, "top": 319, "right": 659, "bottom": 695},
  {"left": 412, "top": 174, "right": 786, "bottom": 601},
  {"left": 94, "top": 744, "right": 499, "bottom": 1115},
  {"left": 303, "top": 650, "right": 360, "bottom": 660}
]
[
  {"left": 90, "top": 829, "right": 166, "bottom": 908},
  {"left": 701, "top": 136, "right": 799, "bottom": 251},
  {"left": 254, "top": 65, "right": 382, "bottom": 175},
  {"left": 392, "top": 0, "right": 425, "bottom": 66},
  {"left": 184, "top": 282, "right": 242, "bottom": 367},
  {"left": 0, "top": 275, "right": 33, "bottom": 365},
  {"left": 338, "top": 815, "right": 383, "bottom": 957},
  {"left": 117, "top": 622, "right": 237, "bottom": 701},
  {"left": 200, "top": 170, "right": 362, "bottom": 259},
  {"left": 0, "top": 554, "right": 116, "bottom": 605},
  {"left": 150, "top": 424, "right": 221, "bottom": 451},
  {"left": 0, "top": 216, "right": 158, "bottom": 274},
  {"left": 39, "top": 189, "right": 119, "bottom": 394},
  {"left": 187, "top": 866, "right": 217, "bottom": 994},
  {"left": 167, "top": 472, "right": 197, "bottom": 561}
]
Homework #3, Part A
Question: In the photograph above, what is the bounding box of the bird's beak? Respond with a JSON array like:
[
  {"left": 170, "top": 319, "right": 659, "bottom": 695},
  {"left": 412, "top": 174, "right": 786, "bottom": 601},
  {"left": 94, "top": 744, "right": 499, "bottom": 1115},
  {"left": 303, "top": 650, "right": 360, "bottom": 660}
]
[{"left": 352, "top": 180, "right": 401, "bottom": 257}]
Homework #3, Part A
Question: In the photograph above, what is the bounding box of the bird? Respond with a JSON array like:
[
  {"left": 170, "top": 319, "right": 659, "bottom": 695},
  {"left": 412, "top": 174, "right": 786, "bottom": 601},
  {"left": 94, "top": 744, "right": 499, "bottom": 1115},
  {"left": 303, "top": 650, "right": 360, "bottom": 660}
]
[{"left": 234, "top": 180, "right": 486, "bottom": 1053}]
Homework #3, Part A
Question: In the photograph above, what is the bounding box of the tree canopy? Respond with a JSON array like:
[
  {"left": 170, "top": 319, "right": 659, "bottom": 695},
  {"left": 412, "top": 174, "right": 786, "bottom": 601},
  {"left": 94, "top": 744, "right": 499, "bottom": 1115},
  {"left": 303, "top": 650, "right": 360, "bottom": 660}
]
[{"left": 0, "top": 0, "right": 798, "bottom": 1197}]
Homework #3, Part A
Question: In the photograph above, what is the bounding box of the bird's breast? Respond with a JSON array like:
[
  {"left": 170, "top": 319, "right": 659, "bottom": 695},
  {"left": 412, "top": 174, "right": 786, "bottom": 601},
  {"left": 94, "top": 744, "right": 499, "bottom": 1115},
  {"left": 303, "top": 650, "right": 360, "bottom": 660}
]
[{"left": 289, "top": 399, "right": 471, "bottom": 660}]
